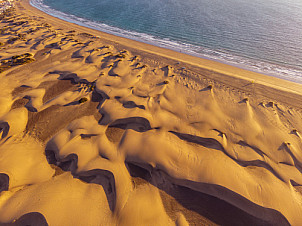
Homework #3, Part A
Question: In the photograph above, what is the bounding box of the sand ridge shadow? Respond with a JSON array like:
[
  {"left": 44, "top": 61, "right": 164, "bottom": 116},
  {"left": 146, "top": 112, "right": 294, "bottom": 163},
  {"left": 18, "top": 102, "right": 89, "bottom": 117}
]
[
  {"left": 0, "top": 122, "right": 10, "bottom": 140},
  {"left": 0, "top": 212, "right": 49, "bottom": 226},
  {"left": 75, "top": 169, "right": 116, "bottom": 211},
  {"left": 122, "top": 101, "right": 145, "bottom": 110},
  {"left": 0, "top": 173, "right": 9, "bottom": 193},
  {"left": 170, "top": 131, "right": 285, "bottom": 182},
  {"left": 169, "top": 131, "right": 224, "bottom": 151},
  {"left": 44, "top": 148, "right": 116, "bottom": 212},
  {"left": 105, "top": 117, "right": 152, "bottom": 132},
  {"left": 126, "top": 162, "right": 290, "bottom": 226}
]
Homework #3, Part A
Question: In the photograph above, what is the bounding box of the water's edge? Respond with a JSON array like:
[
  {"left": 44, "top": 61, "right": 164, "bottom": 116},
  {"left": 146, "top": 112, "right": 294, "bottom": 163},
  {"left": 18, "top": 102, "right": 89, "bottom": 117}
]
[{"left": 29, "top": 0, "right": 302, "bottom": 84}]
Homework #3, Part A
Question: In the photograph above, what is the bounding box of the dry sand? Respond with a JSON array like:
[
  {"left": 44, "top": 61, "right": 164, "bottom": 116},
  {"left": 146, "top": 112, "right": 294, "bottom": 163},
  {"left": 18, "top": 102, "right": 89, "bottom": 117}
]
[{"left": 0, "top": 0, "right": 302, "bottom": 225}]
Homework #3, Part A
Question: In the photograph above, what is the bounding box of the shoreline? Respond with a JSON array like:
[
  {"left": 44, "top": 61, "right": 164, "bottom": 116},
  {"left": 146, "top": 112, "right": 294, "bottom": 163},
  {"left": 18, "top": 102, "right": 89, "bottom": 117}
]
[
  {"left": 19, "top": 0, "right": 302, "bottom": 103},
  {"left": 29, "top": 0, "right": 302, "bottom": 85}
]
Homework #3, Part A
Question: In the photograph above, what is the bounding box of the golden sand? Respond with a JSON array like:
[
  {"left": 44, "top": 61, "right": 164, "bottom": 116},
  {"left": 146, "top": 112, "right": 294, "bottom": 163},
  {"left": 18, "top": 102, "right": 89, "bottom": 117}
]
[{"left": 0, "top": 0, "right": 301, "bottom": 225}]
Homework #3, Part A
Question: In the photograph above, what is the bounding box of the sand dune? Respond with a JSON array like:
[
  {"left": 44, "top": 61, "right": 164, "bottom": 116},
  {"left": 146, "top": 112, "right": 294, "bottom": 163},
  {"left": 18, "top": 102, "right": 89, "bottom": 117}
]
[{"left": 0, "top": 1, "right": 302, "bottom": 225}]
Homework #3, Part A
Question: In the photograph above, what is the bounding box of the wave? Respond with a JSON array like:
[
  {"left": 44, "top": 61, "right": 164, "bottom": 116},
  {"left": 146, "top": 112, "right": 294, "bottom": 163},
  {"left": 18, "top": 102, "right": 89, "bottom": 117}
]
[{"left": 30, "top": 0, "right": 302, "bottom": 84}]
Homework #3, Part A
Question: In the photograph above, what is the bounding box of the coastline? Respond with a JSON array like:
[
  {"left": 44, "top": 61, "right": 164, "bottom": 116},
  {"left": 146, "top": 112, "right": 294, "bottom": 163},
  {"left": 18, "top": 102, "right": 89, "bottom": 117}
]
[
  {"left": 0, "top": 0, "right": 302, "bottom": 225},
  {"left": 29, "top": 0, "right": 302, "bottom": 85},
  {"left": 20, "top": 0, "right": 302, "bottom": 107}
]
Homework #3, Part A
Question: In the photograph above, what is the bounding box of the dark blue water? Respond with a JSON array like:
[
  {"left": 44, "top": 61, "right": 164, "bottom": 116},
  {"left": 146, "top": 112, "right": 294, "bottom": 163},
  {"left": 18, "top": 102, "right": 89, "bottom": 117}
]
[{"left": 30, "top": 0, "right": 302, "bottom": 83}]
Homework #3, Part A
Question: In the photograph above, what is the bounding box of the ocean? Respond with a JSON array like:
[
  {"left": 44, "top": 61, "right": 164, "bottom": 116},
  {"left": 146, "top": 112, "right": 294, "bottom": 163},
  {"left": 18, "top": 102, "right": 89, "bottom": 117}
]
[{"left": 30, "top": 0, "right": 302, "bottom": 84}]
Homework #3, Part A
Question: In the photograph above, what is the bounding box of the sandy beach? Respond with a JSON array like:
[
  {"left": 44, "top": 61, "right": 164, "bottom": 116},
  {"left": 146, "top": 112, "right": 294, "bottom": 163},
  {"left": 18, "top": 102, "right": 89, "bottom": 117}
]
[{"left": 0, "top": 0, "right": 302, "bottom": 225}]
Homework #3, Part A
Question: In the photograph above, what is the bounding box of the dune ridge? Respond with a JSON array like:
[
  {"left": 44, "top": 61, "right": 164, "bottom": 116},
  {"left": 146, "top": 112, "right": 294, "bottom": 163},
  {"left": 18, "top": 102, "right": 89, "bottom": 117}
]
[{"left": 0, "top": 1, "right": 302, "bottom": 225}]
